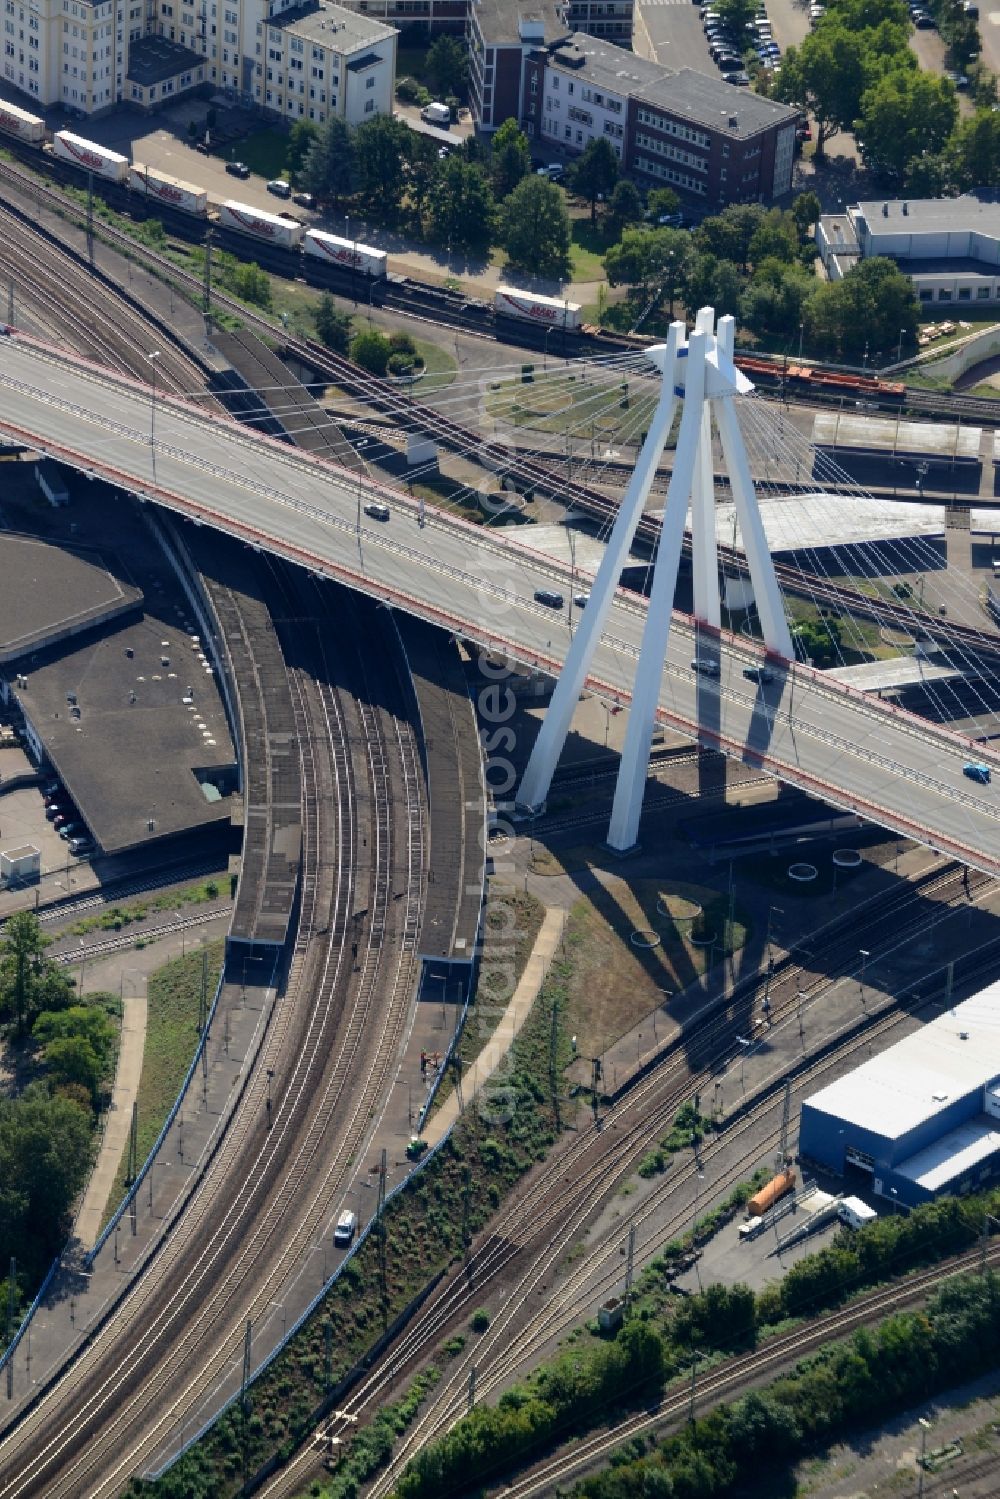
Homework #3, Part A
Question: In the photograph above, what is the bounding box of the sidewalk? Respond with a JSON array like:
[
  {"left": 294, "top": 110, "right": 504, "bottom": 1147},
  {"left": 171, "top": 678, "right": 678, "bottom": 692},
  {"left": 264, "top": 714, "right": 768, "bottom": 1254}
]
[
  {"left": 73, "top": 986, "right": 148, "bottom": 1249},
  {"left": 423, "top": 904, "right": 567, "bottom": 1147}
]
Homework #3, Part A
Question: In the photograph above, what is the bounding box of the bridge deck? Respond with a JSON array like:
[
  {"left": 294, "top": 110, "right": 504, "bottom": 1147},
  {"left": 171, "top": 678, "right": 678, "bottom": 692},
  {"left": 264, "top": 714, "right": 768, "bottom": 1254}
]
[{"left": 3, "top": 333, "right": 1000, "bottom": 876}]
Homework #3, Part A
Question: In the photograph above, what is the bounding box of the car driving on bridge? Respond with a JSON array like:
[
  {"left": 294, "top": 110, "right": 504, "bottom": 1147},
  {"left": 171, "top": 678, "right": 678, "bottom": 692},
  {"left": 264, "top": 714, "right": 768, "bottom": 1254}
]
[
  {"left": 364, "top": 501, "right": 390, "bottom": 522},
  {"left": 963, "top": 761, "right": 991, "bottom": 784}
]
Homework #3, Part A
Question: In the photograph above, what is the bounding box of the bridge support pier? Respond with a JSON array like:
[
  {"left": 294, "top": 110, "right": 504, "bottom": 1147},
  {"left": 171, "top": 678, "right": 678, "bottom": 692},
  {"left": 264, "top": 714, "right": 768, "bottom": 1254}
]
[{"left": 516, "top": 307, "right": 793, "bottom": 852}]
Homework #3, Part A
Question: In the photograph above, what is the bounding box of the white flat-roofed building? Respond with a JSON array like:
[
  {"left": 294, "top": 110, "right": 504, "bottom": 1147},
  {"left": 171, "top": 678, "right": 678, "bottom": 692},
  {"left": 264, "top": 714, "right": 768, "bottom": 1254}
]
[
  {"left": 800, "top": 986, "right": 1000, "bottom": 1205},
  {"left": 818, "top": 196, "right": 1000, "bottom": 307}
]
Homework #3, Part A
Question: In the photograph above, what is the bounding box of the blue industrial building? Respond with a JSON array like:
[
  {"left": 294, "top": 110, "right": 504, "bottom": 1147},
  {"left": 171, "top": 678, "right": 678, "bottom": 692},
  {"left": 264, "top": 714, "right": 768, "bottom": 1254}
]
[{"left": 799, "top": 987, "right": 1000, "bottom": 1208}]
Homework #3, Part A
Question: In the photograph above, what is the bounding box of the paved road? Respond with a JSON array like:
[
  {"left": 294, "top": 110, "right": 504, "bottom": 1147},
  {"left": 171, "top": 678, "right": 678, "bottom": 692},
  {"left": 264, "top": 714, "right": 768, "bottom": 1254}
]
[
  {"left": 634, "top": 0, "right": 717, "bottom": 72},
  {"left": 2, "top": 330, "right": 1000, "bottom": 873}
]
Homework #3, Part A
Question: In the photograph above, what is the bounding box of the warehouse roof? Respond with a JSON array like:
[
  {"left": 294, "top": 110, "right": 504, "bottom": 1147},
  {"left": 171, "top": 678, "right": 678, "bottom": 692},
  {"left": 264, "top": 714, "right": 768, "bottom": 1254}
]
[
  {"left": 803, "top": 986, "right": 1000, "bottom": 1142},
  {"left": 812, "top": 412, "right": 982, "bottom": 463},
  {"left": 854, "top": 195, "right": 1000, "bottom": 240},
  {"left": 895, "top": 1116, "right": 1000, "bottom": 1193}
]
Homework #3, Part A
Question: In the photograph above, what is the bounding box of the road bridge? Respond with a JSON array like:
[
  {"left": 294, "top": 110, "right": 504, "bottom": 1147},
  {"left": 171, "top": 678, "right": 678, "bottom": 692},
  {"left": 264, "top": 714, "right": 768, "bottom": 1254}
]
[{"left": 2, "top": 331, "right": 1000, "bottom": 874}]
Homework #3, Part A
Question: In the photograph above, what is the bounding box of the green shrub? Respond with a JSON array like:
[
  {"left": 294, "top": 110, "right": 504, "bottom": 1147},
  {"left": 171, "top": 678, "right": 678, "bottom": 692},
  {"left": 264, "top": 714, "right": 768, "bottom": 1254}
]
[{"left": 470, "top": 1308, "right": 490, "bottom": 1333}]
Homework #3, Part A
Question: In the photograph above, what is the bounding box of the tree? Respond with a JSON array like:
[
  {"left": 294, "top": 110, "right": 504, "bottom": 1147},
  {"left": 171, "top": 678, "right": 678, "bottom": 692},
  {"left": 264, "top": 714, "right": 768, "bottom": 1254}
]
[
  {"left": 855, "top": 67, "right": 958, "bottom": 182},
  {"left": 646, "top": 186, "right": 681, "bottom": 220},
  {"left": 427, "top": 155, "right": 497, "bottom": 254},
  {"left": 747, "top": 209, "right": 800, "bottom": 265},
  {"left": 286, "top": 118, "right": 319, "bottom": 179},
  {"left": 228, "top": 262, "right": 271, "bottom": 309},
  {"left": 774, "top": 10, "right": 912, "bottom": 161},
  {"left": 791, "top": 189, "right": 821, "bottom": 237},
  {"left": 951, "top": 109, "right": 1000, "bottom": 190},
  {"left": 0, "top": 912, "right": 69, "bottom": 1034},
  {"left": 714, "top": 0, "right": 757, "bottom": 43},
  {"left": 354, "top": 114, "right": 413, "bottom": 219},
  {"left": 740, "top": 257, "right": 815, "bottom": 339},
  {"left": 300, "top": 117, "right": 356, "bottom": 205},
  {"left": 350, "top": 330, "right": 393, "bottom": 375},
  {"left": 696, "top": 204, "right": 765, "bottom": 271},
  {"left": 0, "top": 1083, "right": 92, "bottom": 1275},
  {"left": 606, "top": 179, "right": 644, "bottom": 238},
  {"left": 604, "top": 226, "right": 693, "bottom": 314},
  {"left": 684, "top": 252, "right": 744, "bottom": 319},
  {"left": 491, "top": 117, "right": 530, "bottom": 200},
  {"left": 314, "top": 294, "right": 352, "bottom": 353},
  {"left": 500, "top": 175, "right": 572, "bottom": 279},
  {"left": 426, "top": 34, "right": 467, "bottom": 100},
  {"left": 567, "top": 137, "right": 619, "bottom": 224}
]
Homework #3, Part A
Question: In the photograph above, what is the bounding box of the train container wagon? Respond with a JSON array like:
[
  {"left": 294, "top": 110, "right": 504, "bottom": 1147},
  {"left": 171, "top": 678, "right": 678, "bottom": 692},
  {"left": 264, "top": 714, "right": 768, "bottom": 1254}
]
[
  {"left": 494, "top": 286, "right": 583, "bottom": 330},
  {"left": 747, "top": 1168, "right": 796, "bottom": 1218},
  {"left": 130, "top": 164, "right": 208, "bottom": 217},
  {"left": 0, "top": 101, "right": 45, "bottom": 144},
  {"left": 217, "top": 199, "right": 305, "bottom": 250},
  {"left": 50, "top": 131, "right": 128, "bottom": 184},
  {"left": 303, "top": 229, "right": 387, "bottom": 277}
]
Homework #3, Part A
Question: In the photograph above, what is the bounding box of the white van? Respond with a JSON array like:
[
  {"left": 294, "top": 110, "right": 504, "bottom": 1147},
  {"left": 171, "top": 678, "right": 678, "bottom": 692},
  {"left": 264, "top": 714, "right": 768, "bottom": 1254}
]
[
  {"left": 334, "top": 1209, "right": 357, "bottom": 1247},
  {"left": 421, "top": 101, "right": 451, "bottom": 126}
]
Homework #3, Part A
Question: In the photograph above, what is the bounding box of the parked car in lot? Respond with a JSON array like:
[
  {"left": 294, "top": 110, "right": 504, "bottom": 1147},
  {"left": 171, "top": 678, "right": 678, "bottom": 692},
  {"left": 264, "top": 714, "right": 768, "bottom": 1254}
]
[
  {"left": 292, "top": 191, "right": 315, "bottom": 208},
  {"left": 266, "top": 178, "right": 291, "bottom": 198},
  {"left": 69, "top": 837, "right": 94, "bottom": 857},
  {"left": 59, "top": 822, "right": 82, "bottom": 840},
  {"left": 723, "top": 69, "right": 750, "bottom": 84},
  {"left": 964, "top": 761, "right": 991, "bottom": 783},
  {"left": 225, "top": 159, "right": 250, "bottom": 178},
  {"left": 364, "top": 501, "right": 390, "bottom": 521},
  {"left": 534, "top": 588, "right": 565, "bottom": 609}
]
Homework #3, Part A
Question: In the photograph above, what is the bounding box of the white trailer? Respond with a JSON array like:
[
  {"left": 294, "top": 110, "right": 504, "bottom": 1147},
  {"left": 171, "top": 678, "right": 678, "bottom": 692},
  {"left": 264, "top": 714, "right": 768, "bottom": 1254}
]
[
  {"left": 51, "top": 131, "right": 128, "bottom": 184},
  {"left": 0, "top": 845, "right": 40, "bottom": 886},
  {"left": 0, "top": 101, "right": 45, "bottom": 144},
  {"left": 303, "top": 229, "right": 387, "bottom": 277},
  {"left": 838, "top": 1196, "right": 877, "bottom": 1230},
  {"left": 494, "top": 286, "right": 583, "bottom": 330},
  {"left": 421, "top": 101, "right": 451, "bottom": 125},
  {"left": 217, "top": 200, "right": 305, "bottom": 250},
  {"left": 130, "top": 164, "right": 208, "bottom": 217}
]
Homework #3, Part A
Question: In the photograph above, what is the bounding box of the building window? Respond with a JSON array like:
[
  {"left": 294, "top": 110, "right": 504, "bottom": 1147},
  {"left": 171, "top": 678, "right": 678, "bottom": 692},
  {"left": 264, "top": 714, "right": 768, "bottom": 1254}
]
[
  {"left": 364, "top": 97, "right": 374, "bottom": 111},
  {"left": 958, "top": 288, "right": 971, "bottom": 300},
  {"left": 978, "top": 286, "right": 991, "bottom": 299},
  {"left": 366, "top": 74, "right": 374, "bottom": 87},
  {"left": 938, "top": 288, "right": 952, "bottom": 300}
]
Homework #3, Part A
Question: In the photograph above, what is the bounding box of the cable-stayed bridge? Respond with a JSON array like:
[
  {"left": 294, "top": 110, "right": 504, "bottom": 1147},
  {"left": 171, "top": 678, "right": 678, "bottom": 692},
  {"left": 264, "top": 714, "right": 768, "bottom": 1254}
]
[{"left": 2, "top": 324, "right": 1000, "bottom": 873}]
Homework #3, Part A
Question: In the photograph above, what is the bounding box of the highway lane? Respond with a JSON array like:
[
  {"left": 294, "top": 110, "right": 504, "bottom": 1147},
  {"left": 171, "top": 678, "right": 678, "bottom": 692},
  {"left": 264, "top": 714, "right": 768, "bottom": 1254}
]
[{"left": 2, "top": 332, "right": 1000, "bottom": 874}]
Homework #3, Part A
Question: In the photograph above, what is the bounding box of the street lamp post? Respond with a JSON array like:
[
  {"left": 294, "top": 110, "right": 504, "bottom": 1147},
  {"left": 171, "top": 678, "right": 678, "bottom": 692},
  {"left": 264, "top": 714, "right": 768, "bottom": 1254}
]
[
  {"left": 917, "top": 1416, "right": 931, "bottom": 1498},
  {"left": 736, "top": 1035, "right": 751, "bottom": 1095},
  {"left": 859, "top": 947, "right": 870, "bottom": 1002},
  {"left": 897, "top": 327, "right": 905, "bottom": 363},
  {"left": 146, "top": 349, "right": 161, "bottom": 450},
  {"left": 797, "top": 322, "right": 804, "bottom": 361}
]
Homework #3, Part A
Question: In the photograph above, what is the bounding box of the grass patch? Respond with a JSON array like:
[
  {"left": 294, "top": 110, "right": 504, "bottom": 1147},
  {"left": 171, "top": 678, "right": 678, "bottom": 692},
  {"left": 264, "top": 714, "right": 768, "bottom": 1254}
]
[
  {"left": 430, "top": 887, "right": 545, "bottom": 1116},
  {"left": 222, "top": 127, "right": 289, "bottom": 180},
  {"left": 568, "top": 217, "right": 613, "bottom": 282},
  {"left": 560, "top": 878, "right": 749, "bottom": 1057},
  {"left": 411, "top": 337, "right": 457, "bottom": 392},
  {"left": 102, "top": 940, "right": 224, "bottom": 1226},
  {"left": 66, "top": 878, "right": 229, "bottom": 938},
  {"left": 485, "top": 366, "right": 657, "bottom": 439}
]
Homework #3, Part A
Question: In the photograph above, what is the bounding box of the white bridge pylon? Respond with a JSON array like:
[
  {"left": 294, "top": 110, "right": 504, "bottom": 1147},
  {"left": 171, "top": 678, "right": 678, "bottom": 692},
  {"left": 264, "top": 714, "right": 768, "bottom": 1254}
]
[{"left": 516, "top": 306, "right": 794, "bottom": 853}]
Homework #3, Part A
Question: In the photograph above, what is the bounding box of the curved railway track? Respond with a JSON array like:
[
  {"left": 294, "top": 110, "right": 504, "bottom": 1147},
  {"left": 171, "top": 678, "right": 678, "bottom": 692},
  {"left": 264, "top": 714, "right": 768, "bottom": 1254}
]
[
  {"left": 0, "top": 205, "right": 205, "bottom": 396},
  {"left": 0, "top": 570, "right": 426, "bottom": 1497},
  {"left": 254, "top": 858, "right": 996, "bottom": 1497}
]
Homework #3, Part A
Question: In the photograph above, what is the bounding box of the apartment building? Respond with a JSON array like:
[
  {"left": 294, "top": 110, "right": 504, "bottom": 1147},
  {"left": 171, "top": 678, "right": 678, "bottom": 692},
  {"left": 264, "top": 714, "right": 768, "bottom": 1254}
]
[
  {"left": 3, "top": 0, "right": 126, "bottom": 112},
  {"left": 521, "top": 33, "right": 797, "bottom": 206},
  {"left": 255, "top": 1, "right": 395, "bottom": 125}
]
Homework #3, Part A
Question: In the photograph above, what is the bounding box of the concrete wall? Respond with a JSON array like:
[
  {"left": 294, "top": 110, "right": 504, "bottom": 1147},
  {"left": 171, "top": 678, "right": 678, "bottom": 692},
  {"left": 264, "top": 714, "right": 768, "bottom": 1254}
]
[{"left": 918, "top": 322, "right": 1000, "bottom": 383}]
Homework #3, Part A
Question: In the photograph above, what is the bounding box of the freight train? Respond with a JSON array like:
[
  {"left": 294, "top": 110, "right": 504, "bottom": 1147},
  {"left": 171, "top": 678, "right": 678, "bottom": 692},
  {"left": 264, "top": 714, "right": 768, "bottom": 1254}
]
[{"left": 0, "top": 109, "right": 912, "bottom": 404}]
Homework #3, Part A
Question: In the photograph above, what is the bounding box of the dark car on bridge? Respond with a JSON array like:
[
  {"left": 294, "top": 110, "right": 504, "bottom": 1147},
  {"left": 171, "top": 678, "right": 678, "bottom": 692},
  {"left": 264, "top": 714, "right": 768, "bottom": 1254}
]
[{"left": 963, "top": 761, "right": 991, "bottom": 784}]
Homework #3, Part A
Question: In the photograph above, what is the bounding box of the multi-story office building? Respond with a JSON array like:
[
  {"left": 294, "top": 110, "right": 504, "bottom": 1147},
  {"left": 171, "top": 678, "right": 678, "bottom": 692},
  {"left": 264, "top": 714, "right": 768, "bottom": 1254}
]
[
  {"left": 335, "top": 0, "right": 630, "bottom": 43},
  {"left": 521, "top": 33, "right": 796, "bottom": 206},
  {"left": 3, "top": 0, "right": 126, "bottom": 113}
]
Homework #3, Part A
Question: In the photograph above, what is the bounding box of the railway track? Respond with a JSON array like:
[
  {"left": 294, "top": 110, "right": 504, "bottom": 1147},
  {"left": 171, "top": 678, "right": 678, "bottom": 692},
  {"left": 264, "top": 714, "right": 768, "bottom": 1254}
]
[
  {"left": 254, "top": 857, "right": 994, "bottom": 1498},
  {"left": 0, "top": 204, "right": 205, "bottom": 396},
  {"left": 0, "top": 569, "right": 426, "bottom": 1496}
]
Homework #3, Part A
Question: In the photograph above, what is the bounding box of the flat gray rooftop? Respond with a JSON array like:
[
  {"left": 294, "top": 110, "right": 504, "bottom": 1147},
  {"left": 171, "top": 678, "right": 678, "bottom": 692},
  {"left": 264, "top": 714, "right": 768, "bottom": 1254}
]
[
  {"left": 267, "top": 0, "right": 395, "bottom": 49},
  {"left": 0, "top": 532, "right": 142, "bottom": 663},
  {"left": 126, "top": 35, "right": 204, "bottom": 85},
  {"left": 855, "top": 195, "right": 1000, "bottom": 238},
  {"left": 2, "top": 481, "right": 236, "bottom": 856},
  {"left": 813, "top": 412, "right": 983, "bottom": 463}
]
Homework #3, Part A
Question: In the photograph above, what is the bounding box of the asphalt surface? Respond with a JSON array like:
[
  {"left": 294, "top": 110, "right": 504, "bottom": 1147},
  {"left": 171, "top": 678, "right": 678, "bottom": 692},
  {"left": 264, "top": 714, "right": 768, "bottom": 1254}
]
[{"left": 2, "top": 332, "right": 1000, "bottom": 874}]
